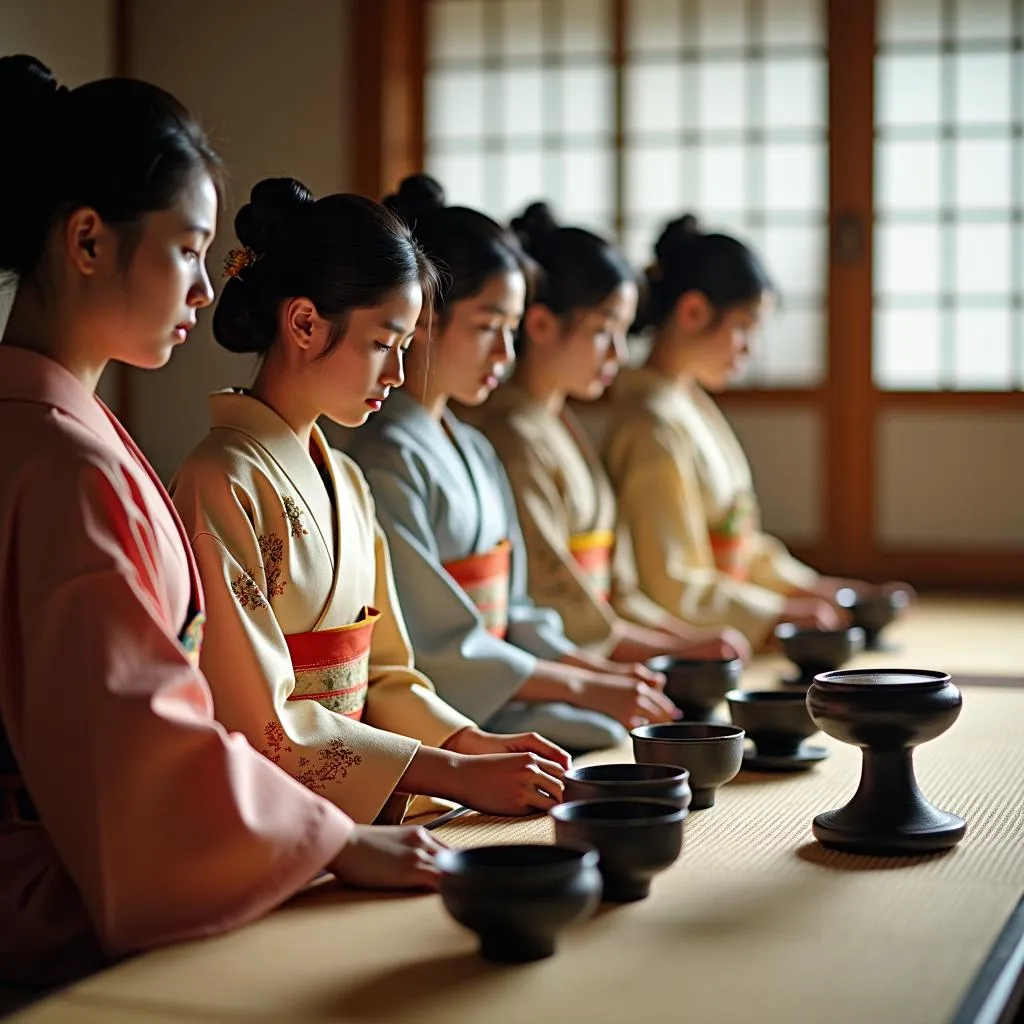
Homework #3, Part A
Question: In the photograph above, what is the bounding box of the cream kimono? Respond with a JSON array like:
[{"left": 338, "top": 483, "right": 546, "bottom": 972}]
[
  {"left": 0, "top": 350, "right": 351, "bottom": 987},
  {"left": 598, "top": 367, "right": 818, "bottom": 645},
  {"left": 171, "top": 392, "right": 473, "bottom": 825},
  {"left": 460, "top": 383, "right": 682, "bottom": 653},
  {"left": 347, "top": 389, "right": 625, "bottom": 752}
]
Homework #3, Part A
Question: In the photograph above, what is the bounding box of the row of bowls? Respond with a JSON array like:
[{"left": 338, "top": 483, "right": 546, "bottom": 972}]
[
  {"left": 657, "top": 588, "right": 912, "bottom": 720},
  {"left": 438, "top": 690, "right": 821, "bottom": 963}
]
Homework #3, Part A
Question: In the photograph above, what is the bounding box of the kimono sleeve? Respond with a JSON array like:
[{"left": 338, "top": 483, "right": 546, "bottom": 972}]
[
  {"left": 478, "top": 436, "right": 576, "bottom": 662},
  {"left": 746, "top": 528, "right": 820, "bottom": 596},
  {"left": 604, "top": 417, "right": 785, "bottom": 646},
  {"left": 178, "top": 474, "right": 423, "bottom": 825},
  {"left": 362, "top": 519, "right": 474, "bottom": 746},
  {"left": 501, "top": 452, "right": 619, "bottom": 653},
  {"left": 10, "top": 458, "right": 352, "bottom": 959},
  {"left": 358, "top": 452, "right": 538, "bottom": 725}
]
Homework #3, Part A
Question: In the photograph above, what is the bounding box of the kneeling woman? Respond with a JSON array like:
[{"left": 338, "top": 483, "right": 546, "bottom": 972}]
[
  {"left": 460, "top": 203, "right": 750, "bottom": 665},
  {"left": 347, "top": 175, "right": 677, "bottom": 754},
  {"left": 172, "top": 179, "right": 568, "bottom": 824},
  {"left": 599, "top": 215, "right": 867, "bottom": 649}
]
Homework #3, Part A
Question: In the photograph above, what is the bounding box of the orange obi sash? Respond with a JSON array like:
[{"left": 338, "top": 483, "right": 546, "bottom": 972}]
[
  {"left": 445, "top": 541, "right": 512, "bottom": 639},
  {"left": 709, "top": 495, "right": 755, "bottom": 581},
  {"left": 285, "top": 606, "right": 380, "bottom": 721},
  {"left": 569, "top": 528, "right": 614, "bottom": 602}
]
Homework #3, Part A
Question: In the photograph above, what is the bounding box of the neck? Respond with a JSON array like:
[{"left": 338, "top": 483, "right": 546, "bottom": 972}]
[
  {"left": 512, "top": 359, "right": 566, "bottom": 416},
  {"left": 3, "top": 283, "right": 108, "bottom": 395},
  {"left": 645, "top": 328, "right": 694, "bottom": 389},
  {"left": 250, "top": 352, "right": 320, "bottom": 452}
]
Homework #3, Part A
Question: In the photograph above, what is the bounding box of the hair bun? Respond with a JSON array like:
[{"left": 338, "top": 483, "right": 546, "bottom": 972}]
[
  {"left": 384, "top": 174, "right": 446, "bottom": 226},
  {"left": 0, "top": 56, "right": 67, "bottom": 166},
  {"left": 234, "top": 177, "right": 314, "bottom": 257},
  {"left": 510, "top": 201, "right": 559, "bottom": 252},
  {"left": 654, "top": 212, "right": 702, "bottom": 266}
]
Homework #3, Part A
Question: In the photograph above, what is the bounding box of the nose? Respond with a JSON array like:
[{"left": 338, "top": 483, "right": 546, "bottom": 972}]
[
  {"left": 190, "top": 261, "right": 215, "bottom": 309},
  {"left": 611, "top": 331, "right": 629, "bottom": 366},
  {"left": 495, "top": 325, "right": 515, "bottom": 365},
  {"left": 381, "top": 345, "right": 405, "bottom": 389}
]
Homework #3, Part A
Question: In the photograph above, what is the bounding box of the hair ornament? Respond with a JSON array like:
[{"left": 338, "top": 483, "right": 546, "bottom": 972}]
[{"left": 223, "top": 246, "right": 258, "bottom": 279}]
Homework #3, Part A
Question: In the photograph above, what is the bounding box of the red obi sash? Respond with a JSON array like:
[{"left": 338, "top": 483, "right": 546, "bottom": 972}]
[
  {"left": 569, "top": 528, "right": 614, "bottom": 603},
  {"left": 285, "top": 606, "right": 380, "bottom": 721},
  {"left": 444, "top": 541, "right": 512, "bottom": 639},
  {"left": 709, "top": 495, "right": 755, "bottom": 581}
]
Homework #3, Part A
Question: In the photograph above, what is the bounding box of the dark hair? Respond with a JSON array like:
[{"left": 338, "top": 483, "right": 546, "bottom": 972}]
[
  {"left": 383, "top": 174, "right": 523, "bottom": 316},
  {"left": 511, "top": 202, "right": 635, "bottom": 318},
  {"left": 213, "top": 178, "right": 440, "bottom": 356},
  {"left": 636, "top": 214, "right": 774, "bottom": 332},
  {"left": 0, "top": 54, "right": 223, "bottom": 281}
]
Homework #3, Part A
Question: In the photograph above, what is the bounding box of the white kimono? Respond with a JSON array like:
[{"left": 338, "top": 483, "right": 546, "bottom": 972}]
[
  {"left": 171, "top": 392, "right": 473, "bottom": 824},
  {"left": 346, "top": 389, "right": 625, "bottom": 752},
  {"left": 596, "top": 367, "right": 819, "bottom": 645},
  {"left": 459, "top": 384, "right": 682, "bottom": 652}
]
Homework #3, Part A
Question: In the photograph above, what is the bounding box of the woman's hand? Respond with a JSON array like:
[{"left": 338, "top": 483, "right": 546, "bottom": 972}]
[
  {"left": 328, "top": 825, "right": 445, "bottom": 891},
  {"left": 576, "top": 674, "right": 680, "bottom": 729},
  {"left": 447, "top": 752, "right": 566, "bottom": 815},
  {"left": 667, "top": 626, "right": 752, "bottom": 663},
  {"left": 444, "top": 727, "right": 571, "bottom": 770}
]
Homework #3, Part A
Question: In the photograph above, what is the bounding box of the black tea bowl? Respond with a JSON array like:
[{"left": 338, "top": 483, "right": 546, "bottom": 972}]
[
  {"left": 775, "top": 623, "right": 866, "bottom": 683},
  {"left": 647, "top": 655, "right": 744, "bottom": 722},
  {"left": 563, "top": 762, "right": 692, "bottom": 810},
  {"left": 725, "top": 689, "right": 819, "bottom": 757},
  {"left": 437, "top": 843, "right": 601, "bottom": 962},
  {"left": 631, "top": 723, "right": 745, "bottom": 809},
  {"left": 806, "top": 669, "right": 967, "bottom": 855},
  {"left": 550, "top": 799, "right": 686, "bottom": 902},
  {"left": 836, "top": 586, "right": 912, "bottom": 650}
]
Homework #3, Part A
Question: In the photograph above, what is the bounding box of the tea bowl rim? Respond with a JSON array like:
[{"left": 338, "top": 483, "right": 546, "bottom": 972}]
[
  {"left": 436, "top": 842, "right": 599, "bottom": 880},
  {"left": 630, "top": 723, "right": 745, "bottom": 743},
  {"left": 725, "top": 688, "right": 810, "bottom": 706},
  {"left": 811, "top": 668, "right": 952, "bottom": 690},
  {"left": 564, "top": 762, "right": 691, "bottom": 785},
  {"left": 550, "top": 797, "right": 689, "bottom": 827}
]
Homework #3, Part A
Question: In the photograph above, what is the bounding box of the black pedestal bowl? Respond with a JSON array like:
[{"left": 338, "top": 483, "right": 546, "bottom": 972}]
[{"left": 806, "top": 669, "right": 967, "bottom": 856}]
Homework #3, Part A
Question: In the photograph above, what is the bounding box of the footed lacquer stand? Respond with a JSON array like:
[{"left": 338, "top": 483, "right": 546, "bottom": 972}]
[{"left": 806, "top": 669, "right": 967, "bottom": 855}]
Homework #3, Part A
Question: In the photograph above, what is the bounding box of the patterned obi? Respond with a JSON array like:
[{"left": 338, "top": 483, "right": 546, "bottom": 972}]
[
  {"left": 445, "top": 541, "right": 512, "bottom": 639},
  {"left": 569, "top": 528, "right": 615, "bottom": 602},
  {"left": 709, "top": 494, "right": 755, "bottom": 581},
  {"left": 285, "top": 606, "right": 380, "bottom": 720}
]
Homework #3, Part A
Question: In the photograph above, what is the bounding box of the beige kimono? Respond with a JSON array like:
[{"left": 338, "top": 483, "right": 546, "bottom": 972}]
[
  {"left": 597, "top": 367, "right": 818, "bottom": 645},
  {"left": 171, "top": 392, "right": 472, "bottom": 825},
  {"left": 460, "top": 383, "right": 685, "bottom": 653}
]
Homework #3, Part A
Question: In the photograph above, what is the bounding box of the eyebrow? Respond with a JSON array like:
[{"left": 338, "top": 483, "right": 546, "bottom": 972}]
[
  {"left": 478, "top": 304, "right": 517, "bottom": 317},
  {"left": 185, "top": 225, "right": 214, "bottom": 238}
]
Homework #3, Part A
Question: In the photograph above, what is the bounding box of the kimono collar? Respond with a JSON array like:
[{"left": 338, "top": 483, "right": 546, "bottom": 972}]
[
  {"left": 376, "top": 387, "right": 454, "bottom": 444},
  {"left": 0, "top": 345, "right": 123, "bottom": 448},
  {"left": 207, "top": 390, "right": 335, "bottom": 513}
]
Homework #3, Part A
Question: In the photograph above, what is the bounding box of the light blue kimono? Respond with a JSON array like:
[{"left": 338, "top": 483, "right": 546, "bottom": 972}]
[{"left": 346, "top": 390, "right": 625, "bottom": 752}]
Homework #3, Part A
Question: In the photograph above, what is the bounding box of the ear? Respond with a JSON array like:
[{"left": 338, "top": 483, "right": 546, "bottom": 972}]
[
  {"left": 522, "top": 303, "right": 561, "bottom": 349},
  {"left": 674, "top": 290, "right": 714, "bottom": 334},
  {"left": 64, "top": 208, "right": 105, "bottom": 276},
  {"left": 281, "top": 297, "right": 328, "bottom": 355}
]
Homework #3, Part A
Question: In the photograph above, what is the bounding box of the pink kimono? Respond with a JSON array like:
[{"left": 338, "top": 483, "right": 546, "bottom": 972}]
[{"left": 0, "top": 346, "right": 353, "bottom": 987}]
